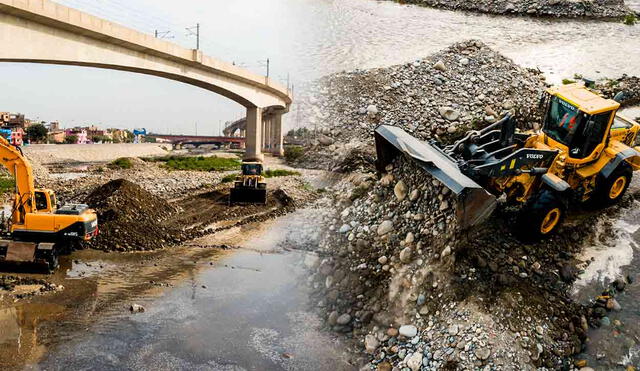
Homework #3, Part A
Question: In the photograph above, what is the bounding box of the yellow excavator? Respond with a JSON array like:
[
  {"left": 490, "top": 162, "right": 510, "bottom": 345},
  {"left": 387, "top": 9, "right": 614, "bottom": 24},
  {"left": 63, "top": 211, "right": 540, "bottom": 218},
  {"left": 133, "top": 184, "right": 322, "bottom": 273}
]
[
  {"left": 0, "top": 136, "right": 98, "bottom": 272},
  {"left": 375, "top": 82, "right": 640, "bottom": 240}
]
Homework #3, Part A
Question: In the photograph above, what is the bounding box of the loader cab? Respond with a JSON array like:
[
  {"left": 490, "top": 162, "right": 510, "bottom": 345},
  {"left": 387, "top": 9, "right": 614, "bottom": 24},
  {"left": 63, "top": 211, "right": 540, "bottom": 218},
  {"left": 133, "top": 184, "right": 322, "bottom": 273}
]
[
  {"left": 241, "top": 162, "right": 263, "bottom": 176},
  {"left": 541, "top": 84, "right": 619, "bottom": 162}
]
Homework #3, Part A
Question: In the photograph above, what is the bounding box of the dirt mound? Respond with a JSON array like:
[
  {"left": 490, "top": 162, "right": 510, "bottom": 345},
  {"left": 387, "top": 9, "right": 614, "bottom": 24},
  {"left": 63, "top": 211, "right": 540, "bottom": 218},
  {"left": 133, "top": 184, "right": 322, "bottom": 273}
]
[{"left": 85, "top": 179, "right": 184, "bottom": 251}]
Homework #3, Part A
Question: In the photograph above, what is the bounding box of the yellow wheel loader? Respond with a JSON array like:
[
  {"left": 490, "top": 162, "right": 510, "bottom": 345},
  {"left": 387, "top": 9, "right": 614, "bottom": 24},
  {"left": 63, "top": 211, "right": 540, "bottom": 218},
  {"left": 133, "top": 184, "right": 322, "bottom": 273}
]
[
  {"left": 229, "top": 161, "right": 267, "bottom": 204},
  {"left": 375, "top": 82, "right": 640, "bottom": 240},
  {"left": 0, "top": 137, "right": 98, "bottom": 272}
]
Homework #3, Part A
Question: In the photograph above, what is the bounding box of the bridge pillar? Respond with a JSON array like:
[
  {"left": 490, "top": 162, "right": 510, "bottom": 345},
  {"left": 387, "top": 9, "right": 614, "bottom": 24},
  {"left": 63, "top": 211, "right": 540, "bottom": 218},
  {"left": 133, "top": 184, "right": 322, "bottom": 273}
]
[
  {"left": 244, "top": 107, "right": 263, "bottom": 162},
  {"left": 272, "top": 113, "right": 284, "bottom": 156},
  {"left": 264, "top": 116, "right": 272, "bottom": 152}
]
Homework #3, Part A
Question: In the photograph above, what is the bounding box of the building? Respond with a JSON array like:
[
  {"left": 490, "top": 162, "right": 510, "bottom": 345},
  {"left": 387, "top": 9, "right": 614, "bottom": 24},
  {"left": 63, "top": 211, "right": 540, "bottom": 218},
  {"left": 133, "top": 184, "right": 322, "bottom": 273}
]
[
  {"left": 64, "top": 127, "right": 89, "bottom": 144},
  {"left": 47, "top": 129, "right": 66, "bottom": 144}
]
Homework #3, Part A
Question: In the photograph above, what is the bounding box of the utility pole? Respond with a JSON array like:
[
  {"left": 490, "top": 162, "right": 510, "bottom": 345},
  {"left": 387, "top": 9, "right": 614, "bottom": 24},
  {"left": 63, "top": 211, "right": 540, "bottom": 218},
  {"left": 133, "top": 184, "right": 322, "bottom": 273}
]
[
  {"left": 186, "top": 23, "right": 200, "bottom": 50},
  {"left": 258, "top": 58, "right": 270, "bottom": 78},
  {"left": 154, "top": 30, "right": 173, "bottom": 39},
  {"left": 195, "top": 122, "right": 198, "bottom": 136}
]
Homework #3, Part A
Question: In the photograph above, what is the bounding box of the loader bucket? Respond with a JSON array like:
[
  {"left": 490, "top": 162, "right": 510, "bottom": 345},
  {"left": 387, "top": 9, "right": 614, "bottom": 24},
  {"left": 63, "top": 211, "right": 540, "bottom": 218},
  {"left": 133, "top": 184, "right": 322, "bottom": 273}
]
[
  {"left": 229, "top": 187, "right": 267, "bottom": 205},
  {"left": 374, "top": 125, "right": 497, "bottom": 229}
]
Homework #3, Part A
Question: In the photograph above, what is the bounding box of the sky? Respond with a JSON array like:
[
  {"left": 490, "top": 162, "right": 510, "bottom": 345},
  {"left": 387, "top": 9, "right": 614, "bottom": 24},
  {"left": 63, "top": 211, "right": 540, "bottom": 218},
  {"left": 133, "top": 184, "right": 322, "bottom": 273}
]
[{"left": 0, "top": 0, "right": 305, "bottom": 135}]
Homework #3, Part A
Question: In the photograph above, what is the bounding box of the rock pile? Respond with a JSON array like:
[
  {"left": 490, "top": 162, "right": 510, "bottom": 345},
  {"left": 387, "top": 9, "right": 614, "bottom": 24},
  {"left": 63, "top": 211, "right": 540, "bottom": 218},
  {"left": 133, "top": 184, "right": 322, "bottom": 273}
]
[
  {"left": 596, "top": 74, "right": 640, "bottom": 108},
  {"left": 293, "top": 40, "right": 547, "bottom": 171},
  {"left": 84, "top": 179, "right": 184, "bottom": 251},
  {"left": 297, "top": 41, "right": 630, "bottom": 369},
  {"left": 394, "top": 0, "right": 634, "bottom": 19}
]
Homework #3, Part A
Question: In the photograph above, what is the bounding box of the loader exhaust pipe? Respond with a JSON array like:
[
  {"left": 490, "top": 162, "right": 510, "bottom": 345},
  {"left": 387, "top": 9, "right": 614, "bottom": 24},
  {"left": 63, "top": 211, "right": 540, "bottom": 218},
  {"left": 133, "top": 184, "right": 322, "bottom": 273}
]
[{"left": 375, "top": 125, "right": 497, "bottom": 229}]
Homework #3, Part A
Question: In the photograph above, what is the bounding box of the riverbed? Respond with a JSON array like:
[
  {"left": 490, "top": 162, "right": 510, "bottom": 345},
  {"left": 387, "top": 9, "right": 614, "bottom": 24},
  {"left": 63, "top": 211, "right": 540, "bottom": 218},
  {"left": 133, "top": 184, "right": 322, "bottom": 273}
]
[{"left": 0, "top": 209, "right": 356, "bottom": 370}]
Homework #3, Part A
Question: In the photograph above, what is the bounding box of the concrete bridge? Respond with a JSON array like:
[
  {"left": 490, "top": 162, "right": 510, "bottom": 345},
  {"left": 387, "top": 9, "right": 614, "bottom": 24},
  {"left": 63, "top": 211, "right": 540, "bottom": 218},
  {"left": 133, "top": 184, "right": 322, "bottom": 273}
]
[
  {"left": 147, "top": 134, "right": 245, "bottom": 148},
  {"left": 0, "top": 0, "right": 292, "bottom": 161},
  {"left": 223, "top": 113, "right": 284, "bottom": 155}
]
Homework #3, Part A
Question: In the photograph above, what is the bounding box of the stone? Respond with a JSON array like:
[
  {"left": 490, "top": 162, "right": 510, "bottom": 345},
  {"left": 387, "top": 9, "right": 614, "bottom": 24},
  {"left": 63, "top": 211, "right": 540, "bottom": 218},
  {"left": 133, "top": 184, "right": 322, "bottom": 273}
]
[
  {"left": 378, "top": 256, "right": 388, "bottom": 264},
  {"left": 448, "top": 324, "right": 459, "bottom": 336},
  {"left": 336, "top": 313, "right": 352, "bottom": 325},
  {"left": 130, "top": 304, "right": 145, "bottom": 313},
  {"left": 441, "top": 246, "right": 452, "bottom": 258},
  {"left": 400, "top": 247, "right": 413, "bottom": 263},
  {"left": 366, "top": 104, "right": 378, "bottom": 117},
  {"left": 433, "top": 60, "right": 446, "bottom": 71},
  {"left": 318, "top": 134, "right": 334, "bottom": 146},
  {"left": 364, "top": 334, "right": 379, "bottom": 353},
  {"left": 399, "top": 325, "right": 418, "bottom": 338},
  {"left": 387, "top": 327, "right": 399, "bottom": 337},
  {"left": 475, "top": 347, "right": 491, "bottom": 360},
  {"left": 409, "top": 189, "right": 420, "bottom": 201},
  {"left": 405, "top": 232, "right": 415, "bottom": 244},
  {"left": 460, "top": 57, "right": 469, "bottom": 65},
  {"left": 406, "top": 352, "right": 423, "bottom": 371},
  {"left": 438, "top": 107, "right": 460, "bottom": 121},
  {"left": 377, "top": 220, "right": 394, "bottom": 235},
  {"left": 394, "top": 180, "right": 408, "bottom": 201},
  {"left": 339, "top": 224, "right": 351, "bottom": 233},
  {"left": 328, "top": 311, "right": 339, "bottom": 325},
  {"left": 377, "top": 361, "right": 392, "bottom": 371},
  {"left": 535, "top": 325, "right": 544, "bottom": 335}
]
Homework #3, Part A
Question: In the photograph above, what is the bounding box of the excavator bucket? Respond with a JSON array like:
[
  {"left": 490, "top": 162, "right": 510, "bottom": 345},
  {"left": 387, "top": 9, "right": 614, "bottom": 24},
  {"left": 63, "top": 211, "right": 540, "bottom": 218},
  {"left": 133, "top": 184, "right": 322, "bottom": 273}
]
[
  {"left": 375, "top": 125, "right": 497, "bottom": 229},
  {"left": 229, "top": 187, "right": 267, "bottom": 205}
]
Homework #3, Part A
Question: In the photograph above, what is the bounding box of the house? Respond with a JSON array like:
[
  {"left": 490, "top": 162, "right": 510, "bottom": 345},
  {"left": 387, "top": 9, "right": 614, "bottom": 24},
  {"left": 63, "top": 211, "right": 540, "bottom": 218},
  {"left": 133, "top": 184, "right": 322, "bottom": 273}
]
[{"left": 64, "top": 127, "right": 89, "bottom": 144}]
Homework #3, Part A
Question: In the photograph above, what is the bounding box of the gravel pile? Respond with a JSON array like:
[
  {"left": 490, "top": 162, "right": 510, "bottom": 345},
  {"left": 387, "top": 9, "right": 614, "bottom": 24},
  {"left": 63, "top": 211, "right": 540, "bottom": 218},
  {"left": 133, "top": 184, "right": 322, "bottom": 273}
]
[
  {"left": 395, "top": 0, "right": 634, "bottom": 19},
  {"left": 596, "top": 74, "right": 640, "bottom": 107},
  {"left": 296, "top": 40, "right": 634, "bottom": 369},
  {"left": 293, "top": 40, "right": 547, "bottom": 171},
  {"left": 84, "top": 179, "right": 185, "bottom": 251}
]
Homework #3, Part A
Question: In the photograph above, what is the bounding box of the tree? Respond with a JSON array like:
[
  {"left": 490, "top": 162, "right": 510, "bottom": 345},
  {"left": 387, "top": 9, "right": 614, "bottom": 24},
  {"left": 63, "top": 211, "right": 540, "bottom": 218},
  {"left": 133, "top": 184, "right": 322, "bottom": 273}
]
[
  {"left": 26, "top": 124, "right": 48, "bottom": 143},
  {"left": 64, "top": 135, "right": 78, "bottom": 144}
]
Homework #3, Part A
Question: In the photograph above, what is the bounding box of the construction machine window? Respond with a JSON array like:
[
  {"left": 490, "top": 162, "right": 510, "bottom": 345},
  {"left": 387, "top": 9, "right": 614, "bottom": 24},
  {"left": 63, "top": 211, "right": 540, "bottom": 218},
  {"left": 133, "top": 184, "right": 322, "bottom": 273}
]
[
  {"left": 241, "top": 163, "right": 263, "bottom": 176},
  {"left": 543, "top": 96, "right": 583, "bottom": 146},
  {"left": 568, "top": 112, "right": 611, "bottom": 159},
  {"left": 35, "top": 191, "right": 48, "bottom": 211}
]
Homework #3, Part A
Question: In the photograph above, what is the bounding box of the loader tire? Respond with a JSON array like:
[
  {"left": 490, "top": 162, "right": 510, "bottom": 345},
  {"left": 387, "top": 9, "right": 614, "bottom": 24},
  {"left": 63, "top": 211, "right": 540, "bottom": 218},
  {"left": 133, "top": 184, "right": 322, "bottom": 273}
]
[
  {"left": 515, "top": 190, "right": 565, "bottom": 241},
  {"left": 591, "top": 165, "right": 632, "bottom": 207}
]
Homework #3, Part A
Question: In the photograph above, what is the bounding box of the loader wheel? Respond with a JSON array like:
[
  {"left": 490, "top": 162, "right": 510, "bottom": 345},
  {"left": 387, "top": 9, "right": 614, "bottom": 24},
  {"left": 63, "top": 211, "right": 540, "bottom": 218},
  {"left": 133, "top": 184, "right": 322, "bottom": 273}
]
[
  {"left": 515, "top": 190, "right": 565, "bottom": 241},
  {"left": 592, "top": 166, "right": 632, "bottom": 207}
]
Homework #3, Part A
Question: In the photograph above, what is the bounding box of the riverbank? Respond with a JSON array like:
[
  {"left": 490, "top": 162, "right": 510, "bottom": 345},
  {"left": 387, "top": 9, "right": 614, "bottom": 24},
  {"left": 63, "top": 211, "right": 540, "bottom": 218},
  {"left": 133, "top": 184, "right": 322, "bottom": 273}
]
[{"left": 392, "top": 0, "right": 637, "bottom": 20}]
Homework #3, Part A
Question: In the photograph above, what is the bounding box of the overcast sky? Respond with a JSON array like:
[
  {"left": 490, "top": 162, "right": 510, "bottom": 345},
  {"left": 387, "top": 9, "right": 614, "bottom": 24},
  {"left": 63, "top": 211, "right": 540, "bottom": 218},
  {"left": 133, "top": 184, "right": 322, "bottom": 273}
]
[{"left": 1, "top": 0, "right": 307, "bottom": 135}]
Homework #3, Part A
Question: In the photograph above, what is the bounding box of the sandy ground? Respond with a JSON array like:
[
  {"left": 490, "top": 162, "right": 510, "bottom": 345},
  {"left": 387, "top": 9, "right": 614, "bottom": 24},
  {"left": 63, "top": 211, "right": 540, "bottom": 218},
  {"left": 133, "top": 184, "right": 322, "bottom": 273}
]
[{"left": 24, "top": 143, "right": 172, "bottom": 164}]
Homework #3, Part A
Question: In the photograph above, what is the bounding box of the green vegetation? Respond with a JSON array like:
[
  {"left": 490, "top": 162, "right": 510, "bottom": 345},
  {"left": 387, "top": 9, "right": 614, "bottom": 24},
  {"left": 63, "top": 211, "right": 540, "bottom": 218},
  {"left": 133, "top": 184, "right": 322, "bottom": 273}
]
[
  {"left": 264, "top": 169, "right": 300, "bottom": 178},
  {"left": 64, "top": 135, "right": 78, "bottom": 144},
  {"left": 91, "top": 135, "right": 112, "bottom": 143},
  {"left": 286, "top": 127, "right": 311, "bottom": 138},
  {"left": 0, "top": 175, "right": 15, "bottom": 194},
  {"left": 158, "top": 156, "right": 241, "bottom": 171},
  {"left": 562, "top": 78, "right": 576, "bottom": 85},
  {"left": 109, "top": 157, "right": 134, "bottom": 169},
  {"left": 221, "top": 173, "right": 238, "bottom": 183},
  {"left": 624, "top": 13, "right": 636, "bottom": 25},
  {"left": 284, "top": 145, "right": 305, "bottom": 163},
  {"left": 26, "top": 124, "right": 48, "bottom": 143},
  {"left": 573, "top": 73, "right": 583, "bottom": 80}
]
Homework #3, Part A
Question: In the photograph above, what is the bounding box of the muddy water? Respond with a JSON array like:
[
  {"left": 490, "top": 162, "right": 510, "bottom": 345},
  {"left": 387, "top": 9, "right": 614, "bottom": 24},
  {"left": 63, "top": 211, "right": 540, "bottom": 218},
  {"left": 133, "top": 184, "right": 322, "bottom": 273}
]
[{"left": 22, "top": 209, "right": 354, "bottom": 370}]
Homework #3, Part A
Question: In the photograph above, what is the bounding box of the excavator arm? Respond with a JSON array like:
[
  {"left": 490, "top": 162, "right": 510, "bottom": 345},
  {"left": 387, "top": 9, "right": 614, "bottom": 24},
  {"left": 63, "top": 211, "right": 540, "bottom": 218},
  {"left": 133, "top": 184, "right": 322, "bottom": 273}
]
[{"left": 0, "top": 136, "right": 36, "bottom": 225}]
